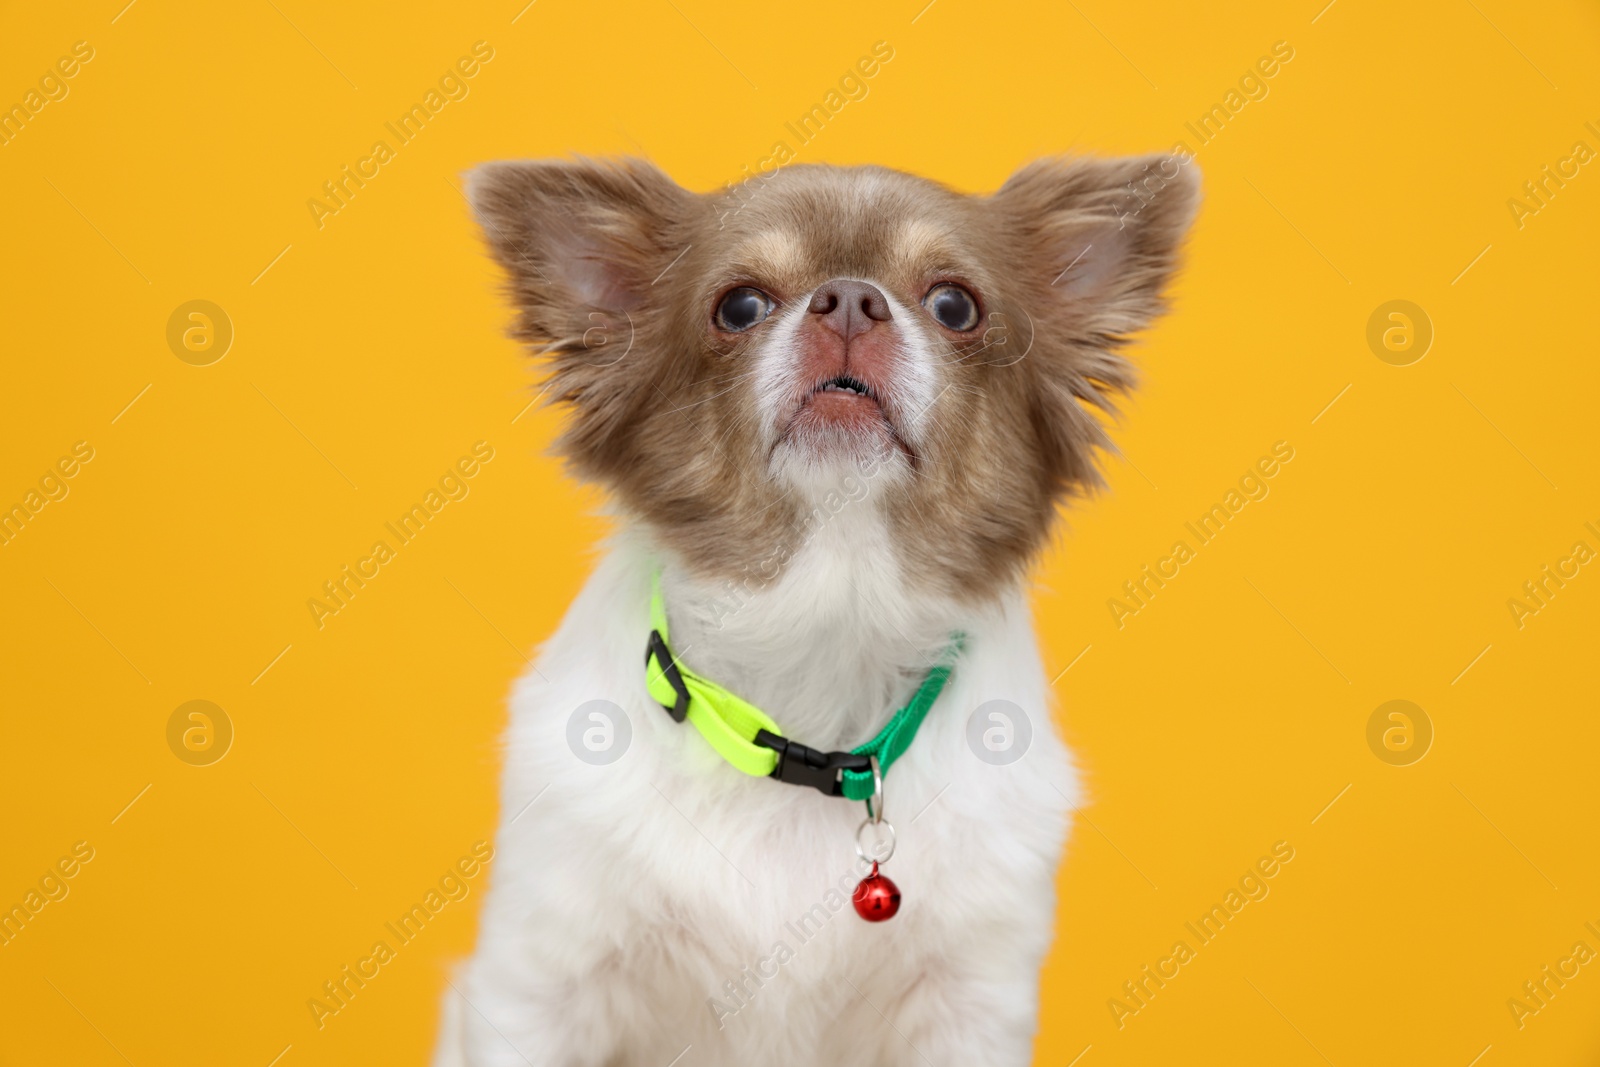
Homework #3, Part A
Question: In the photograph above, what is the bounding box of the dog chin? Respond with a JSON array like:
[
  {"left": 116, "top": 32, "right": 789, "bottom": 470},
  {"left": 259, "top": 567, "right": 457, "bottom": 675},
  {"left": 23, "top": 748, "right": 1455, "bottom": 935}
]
[
  {"left": 770, "top": 422, "right": 905, "bottom": 488},
  {"left": 774, "top": 386, "right": 914, "bottom": 470}
]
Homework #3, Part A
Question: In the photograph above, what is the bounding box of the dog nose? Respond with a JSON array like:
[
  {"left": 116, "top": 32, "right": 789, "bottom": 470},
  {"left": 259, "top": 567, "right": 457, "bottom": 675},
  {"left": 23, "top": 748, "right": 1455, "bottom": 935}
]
[{"left": 807, "top": 280, "right": 891, "bottom": 343}]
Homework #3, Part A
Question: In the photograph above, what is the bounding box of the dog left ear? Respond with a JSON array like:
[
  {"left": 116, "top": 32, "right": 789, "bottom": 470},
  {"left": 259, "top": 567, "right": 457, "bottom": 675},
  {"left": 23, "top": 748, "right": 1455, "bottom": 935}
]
[
  {"left": 991, "top": 154, "right": 1200, "bottom": 342},
  {"left": 465, "top": 157, "right": 700, "bottom": 349},
  {"left": 465, "top": 158, "right": 705, "bottom": 482}
]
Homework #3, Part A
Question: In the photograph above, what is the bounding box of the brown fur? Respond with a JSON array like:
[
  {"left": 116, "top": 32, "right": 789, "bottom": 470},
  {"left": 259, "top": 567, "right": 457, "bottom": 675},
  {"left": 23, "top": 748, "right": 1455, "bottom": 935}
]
[{"left": 467, "top": 156, "right": 1199, "bottom": 602}]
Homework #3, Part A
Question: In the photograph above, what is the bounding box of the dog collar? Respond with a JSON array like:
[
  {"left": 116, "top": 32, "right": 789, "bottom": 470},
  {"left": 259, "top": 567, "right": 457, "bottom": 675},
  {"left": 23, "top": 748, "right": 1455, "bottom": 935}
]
[{"left": 643, "top": 574, "right": 961, "bottom": 801}]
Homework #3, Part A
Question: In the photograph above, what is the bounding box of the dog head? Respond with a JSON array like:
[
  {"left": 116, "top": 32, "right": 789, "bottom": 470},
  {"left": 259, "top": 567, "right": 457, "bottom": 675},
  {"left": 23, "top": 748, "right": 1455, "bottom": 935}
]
[{"left": 468, "top": 156, "right": 1198, "bottom": 601}]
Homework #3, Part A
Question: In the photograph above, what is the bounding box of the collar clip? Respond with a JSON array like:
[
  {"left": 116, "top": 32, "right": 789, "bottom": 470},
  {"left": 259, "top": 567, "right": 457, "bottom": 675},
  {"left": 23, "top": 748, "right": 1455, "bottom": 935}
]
[
  {"left": 645, "top": 630, "right": 690, "bottom": 722},
  {"left": 755, "top": 728, "right": 872, "bottom": 796}
]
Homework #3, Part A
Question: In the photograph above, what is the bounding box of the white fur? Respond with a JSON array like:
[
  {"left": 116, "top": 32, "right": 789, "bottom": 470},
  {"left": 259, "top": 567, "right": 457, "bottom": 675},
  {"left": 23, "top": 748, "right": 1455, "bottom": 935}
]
[
  {"left": 751, "top": 283, "right": 942, "bottom": 468},
  {"left": 436, "top": 280, "right": 1078, "bottom": 1066}
]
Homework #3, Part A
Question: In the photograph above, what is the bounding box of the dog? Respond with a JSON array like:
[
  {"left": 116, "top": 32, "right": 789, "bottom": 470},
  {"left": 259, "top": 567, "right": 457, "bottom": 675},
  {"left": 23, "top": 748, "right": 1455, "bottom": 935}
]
[{"left": 434, "top": 154, "right": 1199, "bottom": 1066}]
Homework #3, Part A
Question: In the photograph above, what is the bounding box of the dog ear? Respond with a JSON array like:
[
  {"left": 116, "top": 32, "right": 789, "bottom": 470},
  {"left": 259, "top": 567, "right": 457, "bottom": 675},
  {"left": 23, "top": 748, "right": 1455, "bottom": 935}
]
[
  {"left": 987, "top": 156, "right": 1200, "bottom": 501},
  {"left": 991, "top": 154, "right": 1200, "bottom": 343},
  {"left": 465, "top": 157, "right": 700, "bottom": 351}
]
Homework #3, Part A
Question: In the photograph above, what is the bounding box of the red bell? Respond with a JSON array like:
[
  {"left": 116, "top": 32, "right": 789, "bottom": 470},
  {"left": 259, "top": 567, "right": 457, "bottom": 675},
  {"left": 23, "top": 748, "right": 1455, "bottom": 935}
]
[{"left": 852, "top": 862, "right": 901, "bottom": 921}]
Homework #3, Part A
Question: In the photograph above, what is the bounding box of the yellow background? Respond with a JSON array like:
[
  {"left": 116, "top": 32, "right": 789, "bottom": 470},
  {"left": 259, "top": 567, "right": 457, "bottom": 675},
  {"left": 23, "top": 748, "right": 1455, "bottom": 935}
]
[{"left": 3, "top": 1, "right": 1598, "bottom": 1064}]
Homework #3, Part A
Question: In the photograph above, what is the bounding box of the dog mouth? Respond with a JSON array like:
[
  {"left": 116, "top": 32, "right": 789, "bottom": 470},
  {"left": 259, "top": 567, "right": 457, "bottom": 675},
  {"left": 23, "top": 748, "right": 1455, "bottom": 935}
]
[
  {"left": 802, "top": 374, "right": 887, "bottom": 423},
  {"left": 783, "top": 372, "right": 916, "bottom": 462},
  {"left": 813, "top": 374, "right": 877, "bottom": 400},
  {"left": 769, "top": 369, "right": 919, "bottom": 468}
]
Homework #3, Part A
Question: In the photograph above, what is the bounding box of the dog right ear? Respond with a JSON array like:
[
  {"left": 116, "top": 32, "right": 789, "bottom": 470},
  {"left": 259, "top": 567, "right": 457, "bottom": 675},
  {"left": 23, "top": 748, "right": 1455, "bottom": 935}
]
[{"left": 465, "top": 158, "right": 700, "bottom": 354}]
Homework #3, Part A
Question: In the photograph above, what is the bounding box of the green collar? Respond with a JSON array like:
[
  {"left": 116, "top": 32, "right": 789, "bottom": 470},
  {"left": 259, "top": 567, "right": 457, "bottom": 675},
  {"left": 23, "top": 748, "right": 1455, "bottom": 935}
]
[{"left": 644, "top": 575, "right": 962, "bottom": 801}]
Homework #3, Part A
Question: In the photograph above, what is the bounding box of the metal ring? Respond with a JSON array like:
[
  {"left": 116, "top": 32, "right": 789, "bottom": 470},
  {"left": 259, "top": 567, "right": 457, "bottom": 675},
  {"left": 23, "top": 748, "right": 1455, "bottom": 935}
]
[
  {"left": 855, "top": 816, "right": 896, "bottom": 865},
  {"left": 864, "top": 754, "right": 884, "bottom": 824}
]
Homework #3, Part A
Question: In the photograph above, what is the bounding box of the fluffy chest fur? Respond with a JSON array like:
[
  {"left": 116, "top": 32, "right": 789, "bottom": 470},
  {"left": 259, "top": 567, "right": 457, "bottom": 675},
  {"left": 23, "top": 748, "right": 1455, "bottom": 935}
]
[{"left": 437, "top": 535, "right": 1075, "bottom": 1067}]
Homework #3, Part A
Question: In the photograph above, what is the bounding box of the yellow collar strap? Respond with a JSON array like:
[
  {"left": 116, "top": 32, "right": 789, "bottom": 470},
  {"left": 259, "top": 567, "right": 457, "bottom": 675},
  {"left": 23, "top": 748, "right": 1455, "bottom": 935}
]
[{"left": 644, "top": 574, "right": 961, "bottom": 800}]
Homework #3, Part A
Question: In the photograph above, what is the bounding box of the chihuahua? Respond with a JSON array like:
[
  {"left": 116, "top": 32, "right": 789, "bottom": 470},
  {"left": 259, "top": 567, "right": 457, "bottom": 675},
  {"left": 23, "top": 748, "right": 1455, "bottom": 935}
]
[{"left": 435, "top": 154, "right": 1199, "bottom": 1066}]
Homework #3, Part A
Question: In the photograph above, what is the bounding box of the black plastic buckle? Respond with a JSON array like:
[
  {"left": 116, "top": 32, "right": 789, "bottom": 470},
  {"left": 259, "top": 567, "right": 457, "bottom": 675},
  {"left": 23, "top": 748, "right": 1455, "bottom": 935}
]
[
  {"left": 754, "top": 729, "right": 872, "bottom": 796},
  {"left": 645, "top": 630, "right": 690, "bottom": 722}
]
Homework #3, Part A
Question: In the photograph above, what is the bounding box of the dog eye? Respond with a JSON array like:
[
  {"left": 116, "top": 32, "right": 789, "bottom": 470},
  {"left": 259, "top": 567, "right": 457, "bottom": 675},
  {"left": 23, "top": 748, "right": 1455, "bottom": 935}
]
[
  {"left": 714, "top": 287, "right": 774, "bottom": 332},
  {"left": 923, "top": 283, "right": 979, "bottom": 331}
]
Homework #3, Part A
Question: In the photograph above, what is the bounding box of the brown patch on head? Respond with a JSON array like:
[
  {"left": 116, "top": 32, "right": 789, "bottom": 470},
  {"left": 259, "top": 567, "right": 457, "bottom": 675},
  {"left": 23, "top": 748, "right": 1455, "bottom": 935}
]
[
  {"left": 468, "top": 155, "right": 1200, "bottom": 602},
  {"left": 738, "top": 229, "right": 808, "bottom": 280}
]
